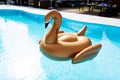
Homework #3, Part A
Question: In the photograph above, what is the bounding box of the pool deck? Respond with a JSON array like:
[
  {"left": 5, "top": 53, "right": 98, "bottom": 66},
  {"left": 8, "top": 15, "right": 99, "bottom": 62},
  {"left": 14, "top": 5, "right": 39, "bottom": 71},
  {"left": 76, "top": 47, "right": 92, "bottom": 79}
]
[{"left": 0, "top": 5, "right": 120, "bottom": 27}]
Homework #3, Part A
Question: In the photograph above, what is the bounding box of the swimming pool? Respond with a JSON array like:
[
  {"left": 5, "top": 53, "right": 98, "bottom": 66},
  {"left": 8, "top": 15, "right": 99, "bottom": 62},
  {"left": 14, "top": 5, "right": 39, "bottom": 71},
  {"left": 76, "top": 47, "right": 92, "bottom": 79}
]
[{"left": 0, "top": 9, "right": 120, "bottom": 80}]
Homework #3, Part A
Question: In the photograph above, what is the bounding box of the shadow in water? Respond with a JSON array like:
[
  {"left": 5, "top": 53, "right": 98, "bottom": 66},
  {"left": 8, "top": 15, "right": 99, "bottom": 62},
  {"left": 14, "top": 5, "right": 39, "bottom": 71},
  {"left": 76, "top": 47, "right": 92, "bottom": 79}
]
[
  {"left": 40, "top": 46, "right": 99, "bottom": 64},
  {"left": 40, "top": 47, "right": 71, "bottom": 61}
]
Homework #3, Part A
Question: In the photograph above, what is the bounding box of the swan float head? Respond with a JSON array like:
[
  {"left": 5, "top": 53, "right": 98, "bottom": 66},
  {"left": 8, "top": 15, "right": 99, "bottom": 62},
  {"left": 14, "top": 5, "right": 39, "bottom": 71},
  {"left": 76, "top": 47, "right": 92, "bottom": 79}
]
[
  {"left": 45, "top": 10, "right": 62, "bottom": 28},
  {"left": 40, "top": 10, "right": 102, "bottom": 64}
]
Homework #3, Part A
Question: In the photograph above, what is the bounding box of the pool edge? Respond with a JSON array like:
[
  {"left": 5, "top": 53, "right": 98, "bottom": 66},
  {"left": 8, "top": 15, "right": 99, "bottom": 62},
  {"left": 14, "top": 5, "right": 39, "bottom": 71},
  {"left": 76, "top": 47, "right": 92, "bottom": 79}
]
[{"left": 0, "top": 5, "right": 120, "bottom": 27}]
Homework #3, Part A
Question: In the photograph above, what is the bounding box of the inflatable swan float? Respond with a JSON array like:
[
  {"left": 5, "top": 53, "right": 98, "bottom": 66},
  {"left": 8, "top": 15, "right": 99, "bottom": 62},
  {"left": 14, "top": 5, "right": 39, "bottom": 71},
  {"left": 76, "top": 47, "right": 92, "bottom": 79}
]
[{"left": 40, "top": 10, "right": 102, "bottom": 64}]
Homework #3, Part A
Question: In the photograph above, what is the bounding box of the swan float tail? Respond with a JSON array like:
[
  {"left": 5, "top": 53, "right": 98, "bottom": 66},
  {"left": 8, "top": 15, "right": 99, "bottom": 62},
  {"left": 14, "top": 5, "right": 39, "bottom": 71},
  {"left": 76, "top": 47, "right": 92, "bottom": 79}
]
[{"left": 77, "top": 26, "right": 87, "bottom": 36}]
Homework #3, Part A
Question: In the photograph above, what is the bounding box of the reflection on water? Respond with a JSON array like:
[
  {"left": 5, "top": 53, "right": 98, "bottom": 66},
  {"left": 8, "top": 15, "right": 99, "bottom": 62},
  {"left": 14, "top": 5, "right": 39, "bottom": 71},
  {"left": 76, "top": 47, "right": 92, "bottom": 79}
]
[{"left": 0, "top": 18, "right": 46, "bottom": 80}]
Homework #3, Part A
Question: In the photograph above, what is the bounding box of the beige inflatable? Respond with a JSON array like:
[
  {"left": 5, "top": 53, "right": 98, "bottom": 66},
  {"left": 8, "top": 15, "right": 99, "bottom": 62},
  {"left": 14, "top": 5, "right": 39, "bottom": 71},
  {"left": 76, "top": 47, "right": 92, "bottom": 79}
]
[{"left": 40, "top": 10, "right": 102, "bottom": 64}]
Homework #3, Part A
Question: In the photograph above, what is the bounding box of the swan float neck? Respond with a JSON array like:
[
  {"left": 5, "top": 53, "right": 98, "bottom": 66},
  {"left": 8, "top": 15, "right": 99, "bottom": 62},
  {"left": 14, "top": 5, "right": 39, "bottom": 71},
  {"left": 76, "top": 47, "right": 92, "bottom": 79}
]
[{"left": 45, "top": 10, "right": 62, "bottom": 44}]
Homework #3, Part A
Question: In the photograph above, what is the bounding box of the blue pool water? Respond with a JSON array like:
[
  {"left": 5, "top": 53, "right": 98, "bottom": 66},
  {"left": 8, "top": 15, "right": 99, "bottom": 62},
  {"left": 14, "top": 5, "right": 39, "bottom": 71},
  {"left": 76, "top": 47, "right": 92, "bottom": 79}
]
[{"left": 0, "top": 9, "right": 120, "bottom": 80}]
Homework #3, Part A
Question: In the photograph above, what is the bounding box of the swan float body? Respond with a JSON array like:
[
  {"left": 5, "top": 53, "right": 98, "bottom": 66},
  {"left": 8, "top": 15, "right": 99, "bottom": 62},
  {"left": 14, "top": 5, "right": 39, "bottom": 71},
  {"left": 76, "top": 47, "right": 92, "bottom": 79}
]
[{"left": 40, "top": 10, "right": 102, "bottom": 64}]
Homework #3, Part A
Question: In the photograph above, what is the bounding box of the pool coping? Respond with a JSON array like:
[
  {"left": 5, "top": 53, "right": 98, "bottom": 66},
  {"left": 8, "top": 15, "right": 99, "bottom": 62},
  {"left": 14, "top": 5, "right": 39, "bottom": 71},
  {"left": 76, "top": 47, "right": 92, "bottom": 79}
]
[{"left": 0, "top": 5, "right": 120, "bottom": 27}]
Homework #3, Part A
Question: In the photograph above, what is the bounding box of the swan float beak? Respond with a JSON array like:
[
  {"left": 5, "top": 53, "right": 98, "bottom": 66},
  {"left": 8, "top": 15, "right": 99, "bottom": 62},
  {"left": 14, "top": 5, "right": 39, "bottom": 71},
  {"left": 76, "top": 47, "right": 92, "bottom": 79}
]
[
  {"left": 45, "top": 16, "right": 54, "bottom": 28},
  {"left": 45, "top": 22, "right": 49, "bottom": 28}
]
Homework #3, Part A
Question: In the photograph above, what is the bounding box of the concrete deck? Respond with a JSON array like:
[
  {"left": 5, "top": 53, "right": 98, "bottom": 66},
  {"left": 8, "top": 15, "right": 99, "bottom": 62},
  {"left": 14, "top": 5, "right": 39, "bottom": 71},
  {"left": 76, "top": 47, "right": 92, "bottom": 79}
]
[{"left": 0, "top": 5, "right": 120, "bottom": 27}]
